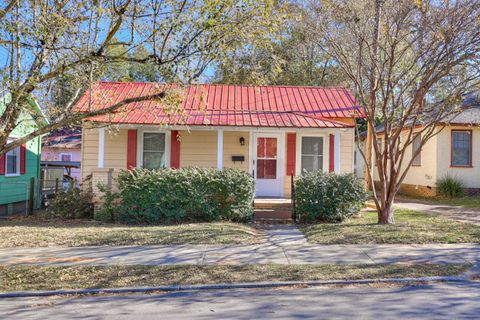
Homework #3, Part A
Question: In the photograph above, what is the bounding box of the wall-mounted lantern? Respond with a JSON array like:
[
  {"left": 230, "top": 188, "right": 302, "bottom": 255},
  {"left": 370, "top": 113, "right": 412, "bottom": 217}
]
[{"left": 239, "top": 137, "right": 245, "bottom": 146}]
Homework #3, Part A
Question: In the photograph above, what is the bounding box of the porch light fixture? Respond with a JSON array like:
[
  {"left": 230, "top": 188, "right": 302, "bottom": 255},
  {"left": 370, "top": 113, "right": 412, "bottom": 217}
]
[{"left": 239, "top": 137, "right": 245, "bottom": 146}]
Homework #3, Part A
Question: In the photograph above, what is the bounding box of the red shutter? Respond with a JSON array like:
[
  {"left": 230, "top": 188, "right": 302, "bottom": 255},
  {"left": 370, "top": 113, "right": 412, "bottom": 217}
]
[
  {"left": 329, "top": 134, "right": 335, "bottom": 172},
  {"left": 170, "top": 130, "right": 180, "bottom": 169},
  {"left": 20, "top": 144, "right": 26, "bottom": 174},
  {"left": 127, "top": 129, "right": 137, "bottom": 170},
  {"left": 286, "top": 133, "right": 296, "bottom": 176},
  {"left": 0, "top": 154, "right": 5, "bottom": 175}
]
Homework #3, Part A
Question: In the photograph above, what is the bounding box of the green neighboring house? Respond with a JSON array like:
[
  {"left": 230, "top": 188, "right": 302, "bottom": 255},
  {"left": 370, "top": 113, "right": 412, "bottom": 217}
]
[{"left": 0, "top": 94, "right": 47, "bottom": 215}]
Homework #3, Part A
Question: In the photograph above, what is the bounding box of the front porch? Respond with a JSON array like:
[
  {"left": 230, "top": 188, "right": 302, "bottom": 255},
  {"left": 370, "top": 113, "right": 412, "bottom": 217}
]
[{"left": 85, "top": 125, "right": 352, "bottom": 199}]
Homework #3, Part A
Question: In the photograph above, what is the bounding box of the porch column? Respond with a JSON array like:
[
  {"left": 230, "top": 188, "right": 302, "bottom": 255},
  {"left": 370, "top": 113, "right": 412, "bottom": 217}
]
[
  {"left": 217, "top": 129, "right": 223, "bottom": 169},
  {"left": 334, "top": 133, "right": 341, "bottom": 173},
  {"left": 98, "top": 127, "right": 105, "bottom": 168}
]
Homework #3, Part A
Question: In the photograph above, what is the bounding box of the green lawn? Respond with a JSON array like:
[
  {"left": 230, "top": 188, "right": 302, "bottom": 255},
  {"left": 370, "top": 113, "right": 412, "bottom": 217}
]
[
  {"left": 398, "top": 195, "right": 480, "bottom": 211},
  {"left": 0, "top": 264, "right": 470, "bottom": 292},
  {"left": 302, "top": 208, "right": 480, "bottom": 244},
  {"left": 0, "top": 217, "right": 262, "bottom": 247}
]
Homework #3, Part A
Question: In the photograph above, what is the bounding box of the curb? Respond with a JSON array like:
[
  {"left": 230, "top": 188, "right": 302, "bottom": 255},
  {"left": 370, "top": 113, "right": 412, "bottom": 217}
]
[{"left": 0, "top": 276, "right": 468, "bottom": 298}]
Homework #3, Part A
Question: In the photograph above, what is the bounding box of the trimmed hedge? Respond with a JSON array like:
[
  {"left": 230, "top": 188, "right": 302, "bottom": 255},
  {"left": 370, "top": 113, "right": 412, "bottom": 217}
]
[
  {"left": 100, "top": 168, "right": 254, "bottom": 224},
  {"left": 294, "top": 171, "right": 367, "bottom": 223}
]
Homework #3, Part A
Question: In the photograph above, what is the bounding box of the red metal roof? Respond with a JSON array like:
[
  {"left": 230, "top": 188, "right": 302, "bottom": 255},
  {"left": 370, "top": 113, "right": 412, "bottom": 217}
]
[{"left": 74, "top": 82, "right": 362, "bottom": 128}]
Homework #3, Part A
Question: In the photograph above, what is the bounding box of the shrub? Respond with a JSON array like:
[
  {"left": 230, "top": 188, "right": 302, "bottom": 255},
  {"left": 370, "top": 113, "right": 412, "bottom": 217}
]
[
  {"left": 94, "top": 183, "right": 121, "bottom": 222},
  {"left": 438, "top": 175, "right": 464, "bottom": 198},
  {"left": 294, "top": 171, "right": 367, "bottom": 223},
  {"left": 101, "top": 167, "right": 254, "bottom": 224},
  {"left": 46, "top": 188, "right": 94, "bottom": 219}
]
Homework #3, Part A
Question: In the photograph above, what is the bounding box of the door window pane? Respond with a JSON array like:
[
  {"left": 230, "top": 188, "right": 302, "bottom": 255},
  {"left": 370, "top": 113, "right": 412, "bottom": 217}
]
[
  {"left": 256, "top": 137, "right": 277, "bottom": 179},
  {"left": 257, "top": 159, "right": 277, "bottom": 179},
  {"left": 301, "top": 137, "right": 323, "bottom": 172},
  {"left": 143, "top": 133, "right": 166, "bottom": 169},
  {"left": 265, "top": 138, "right": 277, "bottom": 158},
  {"left": 452, "top": 131, "right": 471, "bottom": 166}
]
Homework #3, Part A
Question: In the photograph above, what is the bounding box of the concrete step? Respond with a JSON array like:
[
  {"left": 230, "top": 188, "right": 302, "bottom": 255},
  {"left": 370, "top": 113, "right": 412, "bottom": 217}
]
[
  {"left": 254, "top": 209, "right": 293, "bottom": 220},
  {"left": 253, "top": 218, "right": 295, "bottom": 224},
  {"left": 254, "top": 203, "right": 293, "bottom": 210}
]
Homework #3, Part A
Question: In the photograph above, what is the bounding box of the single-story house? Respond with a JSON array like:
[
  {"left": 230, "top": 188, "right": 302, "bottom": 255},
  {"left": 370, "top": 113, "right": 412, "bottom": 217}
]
[
  {"left": 42, "top": 127, "right": 82, "bottom": 181},
  {"left": 74, "top": 82, "right": 362, "bottom": 198},
  {"left": 355, "top": 93, "right": 480, "bottom": 196},
  {"left": 0, "top": 94, "right": 46, "bottom": 215}
]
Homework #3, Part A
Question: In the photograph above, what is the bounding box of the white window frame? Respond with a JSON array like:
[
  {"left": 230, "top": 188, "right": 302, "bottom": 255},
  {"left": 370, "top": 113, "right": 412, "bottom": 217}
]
[
  {"left": 137, "top": 129, "right": 171, "bottom": 169},
  {"left": 296, "top": 133, "right": 327, "bottom": 175},
  {"left": 59, "top": 152, "right": 73, "bottom": 162},
  {"left": 5, "top": 138, "right": 21, "bottom": 177}
]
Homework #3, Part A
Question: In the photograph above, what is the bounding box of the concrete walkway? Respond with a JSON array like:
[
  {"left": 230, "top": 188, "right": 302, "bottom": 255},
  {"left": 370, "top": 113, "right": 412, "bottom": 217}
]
[
  {"left": 1, "top": 242, "right": 479, "bottom": 266},
  {"left": 258, "top": 225, "right": 308, "bottom": 246},
  {"left": 395, "top": 200, "right": 480, "bottom": 225}
]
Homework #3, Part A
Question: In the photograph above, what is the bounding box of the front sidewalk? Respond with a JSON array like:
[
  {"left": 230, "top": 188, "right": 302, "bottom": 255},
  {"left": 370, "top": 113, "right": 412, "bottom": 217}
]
[{"left": 2, "top": 242, "right": 478, "bottom": 266}]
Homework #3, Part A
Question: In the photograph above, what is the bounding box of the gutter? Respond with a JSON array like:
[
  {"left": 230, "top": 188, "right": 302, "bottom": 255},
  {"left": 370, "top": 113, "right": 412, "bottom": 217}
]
[{"left": 0, "top": 276, "right": 468, "bottom": 299}]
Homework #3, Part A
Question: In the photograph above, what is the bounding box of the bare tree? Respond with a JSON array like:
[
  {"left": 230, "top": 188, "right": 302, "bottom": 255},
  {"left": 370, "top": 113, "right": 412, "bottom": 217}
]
[
  {"left": 0, "top": 0, "right": 287, "bottom": 156},
  {"left": 311, "top": 0, "right": 480, "bottom": 223}
]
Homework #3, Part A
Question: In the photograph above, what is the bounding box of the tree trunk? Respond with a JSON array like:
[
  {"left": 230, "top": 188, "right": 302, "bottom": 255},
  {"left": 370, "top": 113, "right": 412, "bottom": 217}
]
[{"left": 378, "top": 199, "right": 395, "bottom": 224}]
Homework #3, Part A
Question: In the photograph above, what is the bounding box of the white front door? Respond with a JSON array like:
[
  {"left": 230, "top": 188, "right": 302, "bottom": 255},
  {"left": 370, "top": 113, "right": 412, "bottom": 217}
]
[{"left": 252, "top": 133, "right": 284, "bottom": 197}]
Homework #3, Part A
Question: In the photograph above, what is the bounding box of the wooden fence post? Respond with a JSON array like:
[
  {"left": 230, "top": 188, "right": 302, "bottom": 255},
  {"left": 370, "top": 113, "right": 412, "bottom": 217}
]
[
  {"left": 28, "top": 177, "right": 35, "bottom": 215},
  {"left": 55, "top": 178, "right": 59, "bottom": 194}
]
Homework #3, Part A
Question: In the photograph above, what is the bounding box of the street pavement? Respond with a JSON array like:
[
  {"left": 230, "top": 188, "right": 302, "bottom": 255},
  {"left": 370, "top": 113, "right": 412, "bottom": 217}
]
[{"left": 2, "top": 282, "right": 480, "bottom": 319}]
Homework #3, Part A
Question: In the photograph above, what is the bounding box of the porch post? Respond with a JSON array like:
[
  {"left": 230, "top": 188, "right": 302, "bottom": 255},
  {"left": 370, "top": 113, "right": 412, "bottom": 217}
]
[
  {"left": 334, "top": 133, "right": 341, "bottom": 173},
  {"left": 98, "top": 127, "right": 105, "bottom": 168},
  {"left": 217, "top": 129, "right": 223, "bottom": 169}
]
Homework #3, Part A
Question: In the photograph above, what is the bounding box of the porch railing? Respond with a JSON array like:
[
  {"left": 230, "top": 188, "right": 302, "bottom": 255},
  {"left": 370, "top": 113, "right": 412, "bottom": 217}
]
[{"left": 291, "top": 174, "right": 297, "bottom": 221}]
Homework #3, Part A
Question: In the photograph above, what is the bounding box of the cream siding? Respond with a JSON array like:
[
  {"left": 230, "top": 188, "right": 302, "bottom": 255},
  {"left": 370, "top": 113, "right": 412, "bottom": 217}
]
[
  {"left": 340, "top": 130, "right": 354, "bottom": 173},
  {"left": 179, "top": 130, "right": 217, "bottom": 168},
  {"left": 104, "top": 129, "right": 128, "bottom": 170},
  {"left": 81, "top": 125, "right": 357, "bottom": 198},
  {"left": 81, "top": 126, "right": 99, "bottom": 181},
  {"left": 222, "top": 131, "right": 249, "bottom": 172}
]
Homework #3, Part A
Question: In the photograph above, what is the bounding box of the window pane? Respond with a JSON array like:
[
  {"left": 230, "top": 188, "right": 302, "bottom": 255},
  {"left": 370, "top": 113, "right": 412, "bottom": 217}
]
[
  {"left": 301, "top": 137, "right": 323, "bottom": 172},
  {"left": 6, "top": 155, "right": 17, "bottom": 174},
  {"left": 302, "top": 137, "right": 323, "bottom": 155},
  {"left": 257, "top": 159, "right": 276, "bottom": 179},
  {"left": 301, "top": 155, "right": 323, "bottom": 172},
  {"left": 257, "top": 138, "right": 265, "bottom": 158},
  {"left": 265, "top": 138, "right": 277, "bottom": 158},
  {"left": 452, "top": 131, "right": 471, "bottom": 166},
  {"left": 143, "top": 133, "right": 166, "bottom": 169},
  {"left": 412, "top": 135, "right": 421, "bottom": 166},
  {"left": 143, "top": 152, "right": 165, "bottom": 170},
  {"left": 6, "top": 147, "right": 19, "bottom": 174},
  {"left": 61, "top": 154, "right": 72, "bottom": 162},
  {"left": 144, "top": 133, "right": 165, "bottom": 151}
]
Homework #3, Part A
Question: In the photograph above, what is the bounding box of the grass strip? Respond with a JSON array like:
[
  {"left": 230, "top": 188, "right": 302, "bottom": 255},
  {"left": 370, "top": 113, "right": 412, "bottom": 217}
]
[
  {"left": 0, "top": 220, "right": 261, "bottom": 247},
  {"left": 302, "top": 209, "right": 480, "bottom": 244},
  {"left": 0, "top": 264, "right": 470, "bottom": 292}
]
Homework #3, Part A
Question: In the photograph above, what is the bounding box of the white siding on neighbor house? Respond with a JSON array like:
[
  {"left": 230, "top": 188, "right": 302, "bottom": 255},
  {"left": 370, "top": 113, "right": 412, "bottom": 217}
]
[
  {"left": 436, "top": 126, "right": 480, "bottom": 189},
  {"left": 369, "top": 128, "right": 439, "bottom": 189}
]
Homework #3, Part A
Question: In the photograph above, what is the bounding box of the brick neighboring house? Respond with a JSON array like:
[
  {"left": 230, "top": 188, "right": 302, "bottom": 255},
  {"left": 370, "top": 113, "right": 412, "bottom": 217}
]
[
  {"left": 355, "top": 93, "right": 480, "bottom": 197},
  {"left": 73, "top": 82, "right": 363, "bottom": 200}
]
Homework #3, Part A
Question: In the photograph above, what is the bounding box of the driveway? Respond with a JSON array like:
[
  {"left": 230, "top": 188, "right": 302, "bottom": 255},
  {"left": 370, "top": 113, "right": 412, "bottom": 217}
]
[
  {"left": 395, "top": 200, "right": 480, "bottom": 225},
  {"left": 3, "top": 282, "right": 480, "bottom": 319}
]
